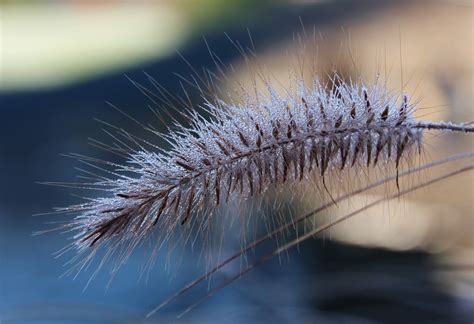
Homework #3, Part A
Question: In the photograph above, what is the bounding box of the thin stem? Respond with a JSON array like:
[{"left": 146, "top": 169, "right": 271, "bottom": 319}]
[
  {"left": 177, "top": 164, "right": 474, "bottom": 318},
  {"left": 413, "top": 121, "right": 474, "bottom": 133},
  {"left": 148, "top": 151, "right": 474, "bottom": 317}
]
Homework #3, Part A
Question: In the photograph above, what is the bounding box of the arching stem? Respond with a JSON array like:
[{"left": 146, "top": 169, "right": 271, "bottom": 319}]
[
  {"left": 176, "top": 164, "right": 474, "bottom": 318},
  {"left": 413, "top": 121, "right": 474, "bottom": 133},
  {"left": 148, "top": 151, "right": 474, "bottom": 317}
]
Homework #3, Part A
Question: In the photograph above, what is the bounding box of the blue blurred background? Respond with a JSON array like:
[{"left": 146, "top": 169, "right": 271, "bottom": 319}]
[{"left": 1, "top": 1, "right": 473, "bottom": 323}]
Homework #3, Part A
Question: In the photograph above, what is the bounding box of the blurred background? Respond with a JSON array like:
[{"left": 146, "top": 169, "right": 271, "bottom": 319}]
[{"left": 0, "top": 0, "right": 473, "bottom": 323}]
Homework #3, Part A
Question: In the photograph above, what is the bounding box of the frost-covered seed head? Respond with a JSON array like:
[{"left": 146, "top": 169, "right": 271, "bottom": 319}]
[{"left": 60, "top": 73, "right": 428, "bottom": 269}]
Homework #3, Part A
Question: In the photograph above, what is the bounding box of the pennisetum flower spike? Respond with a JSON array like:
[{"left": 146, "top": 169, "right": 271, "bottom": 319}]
[
  {"left": 42, "top": 34, "right": 474, "bottom": 317},
  {"left": 50, "top": 71, "right": 474, "bottom": 277}
]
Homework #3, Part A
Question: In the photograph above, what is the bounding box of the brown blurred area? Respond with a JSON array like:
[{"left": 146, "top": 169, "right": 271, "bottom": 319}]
[{"left": 221, "top": 0, "right": 473, "bottom": 298}]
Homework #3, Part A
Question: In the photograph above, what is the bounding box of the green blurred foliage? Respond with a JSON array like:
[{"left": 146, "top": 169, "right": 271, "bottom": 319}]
[{"left": 182, "top": 0, "right": 276, "bottom": 32}]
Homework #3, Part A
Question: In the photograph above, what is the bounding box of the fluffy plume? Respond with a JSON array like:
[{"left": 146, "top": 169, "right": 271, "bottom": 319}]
[{"left": 53, "top": 67, "right": 474, "bottom": 270}]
